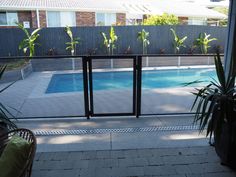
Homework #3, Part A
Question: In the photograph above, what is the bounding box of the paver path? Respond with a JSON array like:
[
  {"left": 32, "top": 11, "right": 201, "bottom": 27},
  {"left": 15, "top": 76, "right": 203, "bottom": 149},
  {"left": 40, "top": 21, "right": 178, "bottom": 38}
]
[{"left": 32, "top": 146, "right": 236, "bottom": 177}]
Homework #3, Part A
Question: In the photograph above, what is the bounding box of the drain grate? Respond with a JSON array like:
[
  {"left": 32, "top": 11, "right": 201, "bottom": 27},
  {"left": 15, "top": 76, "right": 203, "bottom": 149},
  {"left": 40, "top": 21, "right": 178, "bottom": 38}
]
[{"left": 34, "top": 125, "right": 200, "bottom": 136}]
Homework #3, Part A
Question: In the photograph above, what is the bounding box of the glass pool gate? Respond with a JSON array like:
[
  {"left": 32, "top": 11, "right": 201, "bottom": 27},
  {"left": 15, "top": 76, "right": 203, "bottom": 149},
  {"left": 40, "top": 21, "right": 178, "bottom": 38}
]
[{"left": 83, "top": 56, "right": 142, "bottom": 118}]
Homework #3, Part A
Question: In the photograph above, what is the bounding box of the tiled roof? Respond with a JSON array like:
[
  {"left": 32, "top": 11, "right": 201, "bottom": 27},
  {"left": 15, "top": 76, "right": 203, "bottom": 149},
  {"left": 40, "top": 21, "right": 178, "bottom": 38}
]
[
  {"left": 0, "top": 0, "right": 227, "bottom": 19},
  {"left": 0, "top": 0, "right": 125, "bottom": 12}
]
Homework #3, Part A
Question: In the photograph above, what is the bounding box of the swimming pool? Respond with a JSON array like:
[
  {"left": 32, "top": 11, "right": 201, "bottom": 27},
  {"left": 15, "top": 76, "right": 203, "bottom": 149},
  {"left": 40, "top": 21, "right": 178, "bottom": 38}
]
[{"left": 46, "top": 68, "right": 216, "bottom": 93}]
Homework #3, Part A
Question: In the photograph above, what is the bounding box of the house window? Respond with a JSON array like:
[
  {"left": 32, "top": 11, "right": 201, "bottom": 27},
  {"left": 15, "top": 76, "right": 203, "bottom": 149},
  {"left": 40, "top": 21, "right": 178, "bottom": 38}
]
[
  {"left": 47, "top": 11, "right": 76, "bottom": 27},
  {"left": 188, "top": 17, "right": 207, "bottom": 26},
  {"left": 96, "top": 13, "right": 116, "bottom": 26},
  {"left": 0, "top": 11, "right": 18, "bottom": 26}
]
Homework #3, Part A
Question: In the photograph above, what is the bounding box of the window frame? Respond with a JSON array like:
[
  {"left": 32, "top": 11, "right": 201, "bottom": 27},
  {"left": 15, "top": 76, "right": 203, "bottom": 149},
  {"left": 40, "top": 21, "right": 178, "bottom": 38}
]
[
  {"left": 46, "top": 11, "right": 76, "bottom": 27},
  {"left": 95, "top": 12, "right": 116, "bottom": 26},
  {"left": 0, "top": 11, "right": 18, "bottom": 26}
]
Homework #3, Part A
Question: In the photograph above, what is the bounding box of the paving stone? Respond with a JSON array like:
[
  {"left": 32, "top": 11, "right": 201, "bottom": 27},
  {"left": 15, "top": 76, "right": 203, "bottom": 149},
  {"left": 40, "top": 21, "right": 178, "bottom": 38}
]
[
  {"left": 52, "top": 152, "right": 69, "bottom": 161},
  {"left": 79, "top": 168, "right": 96, "bottom": 177},
  {"left": 39, "top": 152, "right": 55, "bottom": 161},
  {"left": 68, "top": 151, "right": 83, "bottom": 160},
  {"left": 133, "top": 158, "right": 149, "bottom": 167},
  {"left": 204, "top": 162, "right": 232, "bottom": 173},
  {"left": 96, "top": 150, "right": 111, "bottom": 159},
  {"left": 111, "top": 150, "right": 125, "bottom": 159},
  {"left": 95, "top": 167, "right": 112, "bottom": 177},
  {"left": 81, "top": 151, "right": 97, "bottom": 160},
  {"left": 118, "top": 158, "right": 134, "bottom": 167},
  {"left": 138, "top": 149, "right": 154, "bottom": 158},
  {"left": 88, "top": 159, "right": 105, "bottom": 169},
  {"left": 174, "top": 164, "right": 192, "bottom": 175},
  {"left": 103, "top": 159, "right": 119, "bottom": 168},
  {"left": 73, "top": 160, "right": 89, "bottom": 169},
  {"left": 147, "top": 157, "right": 164, "bottom": 166},
  {"left": 124, "top": 149, "right": 139, "bottom": 158},
  {"left": 125, "top": 166, "right": 145, "bottom": 176},
  {"left": 202, "top": 172, "right": 236, "bottom": 177},
  {"left": 144, "top": 165, "right": 176, "bottom": 176},
  {"left": 188, "top": 163, "right": 205, "bottom": 174},
  {"left": 111, "top": 167, "right": 129, "bottom": 177}
]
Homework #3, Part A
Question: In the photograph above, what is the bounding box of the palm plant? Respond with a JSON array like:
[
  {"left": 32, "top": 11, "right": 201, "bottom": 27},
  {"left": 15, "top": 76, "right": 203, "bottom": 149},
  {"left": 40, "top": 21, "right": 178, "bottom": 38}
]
[
  {"left": 0, "top": 65, "right": 17, "bottom": 130},
  {"left": 170, "top": 28, "right": 187, "bottom": 54},
  {"left": 18, "top": 23, "right": 41, "bottom": 57},
  {"left": 65, "top": 26, "right": 80, "bottom": 56},
  {"left": 101, "top": 26, "right": 118, "bottom": 55},
  {"left": 137, "top": 29, "right": 150, "bottom": 54},
  {"left": 195, "top": 33, "right": 217, "bottom": 54},
  {"left": 190, "top": 53, "right": 236, "bottom": 167}
]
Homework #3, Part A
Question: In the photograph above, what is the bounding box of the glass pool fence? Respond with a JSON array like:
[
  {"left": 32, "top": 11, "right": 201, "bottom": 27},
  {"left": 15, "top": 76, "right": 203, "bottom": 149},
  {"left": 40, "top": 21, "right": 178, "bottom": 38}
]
[{"left": 0, "top": 54, "right": 222, "bottom": 119}]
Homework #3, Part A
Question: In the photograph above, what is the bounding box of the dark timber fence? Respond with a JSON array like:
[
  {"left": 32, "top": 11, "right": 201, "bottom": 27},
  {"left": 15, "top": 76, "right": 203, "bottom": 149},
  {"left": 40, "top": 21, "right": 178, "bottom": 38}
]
[{"left": 0, "top": 25, "right": 227, "bottom": 57}]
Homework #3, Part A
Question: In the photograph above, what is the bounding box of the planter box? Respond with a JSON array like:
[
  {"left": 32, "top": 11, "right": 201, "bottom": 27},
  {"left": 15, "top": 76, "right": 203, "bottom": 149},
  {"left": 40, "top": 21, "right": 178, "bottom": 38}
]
[{"left": 0, "top": 62, "right": 33, "bottom": 83}]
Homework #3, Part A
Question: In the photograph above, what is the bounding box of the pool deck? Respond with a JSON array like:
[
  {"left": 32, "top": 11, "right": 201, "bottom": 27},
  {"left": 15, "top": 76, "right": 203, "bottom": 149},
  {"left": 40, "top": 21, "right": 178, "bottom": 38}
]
[
  {"left": 0, "top": 70, "right": 197, "bottom": 118},
  {"left": 16, "top": 116, "right": 236, "bottom": 177}
]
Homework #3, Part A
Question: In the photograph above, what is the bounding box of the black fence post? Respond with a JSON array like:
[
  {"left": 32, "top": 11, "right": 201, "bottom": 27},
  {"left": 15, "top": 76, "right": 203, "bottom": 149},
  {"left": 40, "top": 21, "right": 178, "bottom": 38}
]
[
  {"left": 133, "top": 57, "right": 137, "bottom": 116},
  {"left": 82, "top": 56, "right": 90, "bottom": 119},
  {"left": 88, "top": 57, "right": 94, "bottom": 115},
  {"left": 136, "top": 55, "right": 142, "bottom": 118}
]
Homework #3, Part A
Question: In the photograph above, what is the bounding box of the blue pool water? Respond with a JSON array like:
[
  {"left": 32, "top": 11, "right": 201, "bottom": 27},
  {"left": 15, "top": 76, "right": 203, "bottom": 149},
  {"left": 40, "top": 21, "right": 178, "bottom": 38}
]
[{"left": 46, "top": 68, "right": 216, "bottom": 93}]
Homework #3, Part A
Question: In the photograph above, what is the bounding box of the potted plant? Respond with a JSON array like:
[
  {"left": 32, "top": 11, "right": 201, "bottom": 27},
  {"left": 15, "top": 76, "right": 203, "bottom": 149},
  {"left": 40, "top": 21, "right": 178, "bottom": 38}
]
[
  {"left": 190, "top": 53, "right": 236, "bottom": 169},
  {"left": 0, "top": 65, "right": 17, "bottom": 135}
]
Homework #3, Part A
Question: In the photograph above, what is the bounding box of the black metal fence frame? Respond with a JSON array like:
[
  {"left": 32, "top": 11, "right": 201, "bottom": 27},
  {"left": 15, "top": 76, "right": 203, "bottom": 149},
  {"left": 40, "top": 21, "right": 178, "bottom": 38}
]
[{"left": 0, "top": 54, "right": 222, "bottom": 119}]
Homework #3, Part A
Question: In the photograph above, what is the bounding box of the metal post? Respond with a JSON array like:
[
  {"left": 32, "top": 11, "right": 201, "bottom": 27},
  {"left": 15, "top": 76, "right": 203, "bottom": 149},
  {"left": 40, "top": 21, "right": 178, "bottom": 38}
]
[
  {"left": 133, "top": 57, "right": 137, "bottom": 116},
  {"left": 88, "top": 57, "right": 94, "bottom": 115},
  {"left": 136, "top": 56, "right": 142, "bottom": 118},
  {"left": 178, "top": 56, "right": 181, "bottom": 67},
  {"left": 82, "top": 57, "right": 90, "bottom": 119},
  {"left": 224, "top": 0, "right": 236, "bottom": 78},
  {"left": 36, "top": 9, "right": 40, "bottom": 28}
]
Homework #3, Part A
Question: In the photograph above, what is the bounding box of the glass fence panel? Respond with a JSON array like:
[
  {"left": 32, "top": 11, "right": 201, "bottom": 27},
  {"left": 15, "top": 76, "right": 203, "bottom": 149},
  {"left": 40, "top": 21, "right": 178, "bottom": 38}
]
[
  {"left": 147, "top": 56, "right": 178, "bottom": 67},
  {"left": 92, "top": 58, "right": 134, "bottom": 114},
  {"left": 180, "top": 56, "right": 215, "bottom": 66},
  {"left": 141, "top": 56, "right": 217, "bottom": 114},
  {"left": 0, "top": 58, "right": 85, "bottom": 118}
]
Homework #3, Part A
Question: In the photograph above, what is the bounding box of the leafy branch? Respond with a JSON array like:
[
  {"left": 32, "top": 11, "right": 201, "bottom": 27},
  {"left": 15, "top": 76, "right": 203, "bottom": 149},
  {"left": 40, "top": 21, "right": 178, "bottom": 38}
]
[
  {"left": 65, "top": 26, "right": 80, "bottom": 56},
  {"left": 137, "top": 29, "right": 150, "bottom": 54},
  {"left": 101, "top": 26, "right": 118, "bottom": 55},
  {"left": 170, "top": 28, "right": 187, "bottom": 54},
  {"left": 18, "top": 23, "right": 41, "bottom": 57}
]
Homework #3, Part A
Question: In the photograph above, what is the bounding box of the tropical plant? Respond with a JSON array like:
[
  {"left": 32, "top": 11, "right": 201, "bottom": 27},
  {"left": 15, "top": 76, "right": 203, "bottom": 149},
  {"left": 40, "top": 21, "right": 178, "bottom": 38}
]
[
  {"left": 18, "top": 23, "right": 41, "bottom": 57},
  {"left": 170, "top": 28, "right": 187, "bottom": 54},
  {"left": 0, "top": 65, "right": 17, "bottom": 130},
  {"left": 195, "top": 33, "right": 217, "bottom": 54},
  {"left": 137, "top": 29, "right": 150, "bottom": 54},
  {"left": 65, "top": 26, "right": 80, "bottom": 56},
  {"left": 143, "top": 13, "right": 179, "bottom": 25},
  {"left": 189, "top": 53, "right": 236, "bottom": 168},
  {"left": 101, "top": 26, "right": 118, "bottom": 55}
]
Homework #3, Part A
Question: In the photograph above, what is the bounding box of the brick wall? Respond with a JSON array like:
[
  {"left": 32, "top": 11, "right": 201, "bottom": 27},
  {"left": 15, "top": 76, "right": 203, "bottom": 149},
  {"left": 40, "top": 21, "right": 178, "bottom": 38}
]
[
  {"left": 178, "top": 17, "right": 188, "bottom": 25},
  {"left": 116, "top": 13, "right": 126, "bottom": 25},
  {"left": 39, "top": 11, "right": 47, "bottom": 28},
  {"left": 18, "top": 11, "right": 32, "bottom": 27},
  {"left": 76, "top": 12, "right": 95, "bottom": 26},
  {"left": 31, "top": 11, "right": 38, "bottom": 28}
]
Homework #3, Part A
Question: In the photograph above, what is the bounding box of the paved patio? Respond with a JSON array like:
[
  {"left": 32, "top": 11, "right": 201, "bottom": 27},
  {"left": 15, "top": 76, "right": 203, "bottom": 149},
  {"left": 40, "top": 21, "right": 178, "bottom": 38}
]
[{"left": 17, "top": 116, "right": 236, "bottom": 177}]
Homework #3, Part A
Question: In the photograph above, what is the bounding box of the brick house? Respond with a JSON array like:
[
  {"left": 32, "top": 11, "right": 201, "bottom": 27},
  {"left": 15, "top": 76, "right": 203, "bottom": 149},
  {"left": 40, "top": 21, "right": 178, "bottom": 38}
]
[{"left": 0, "top": 0, "right": 226, "bottom": 28}]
